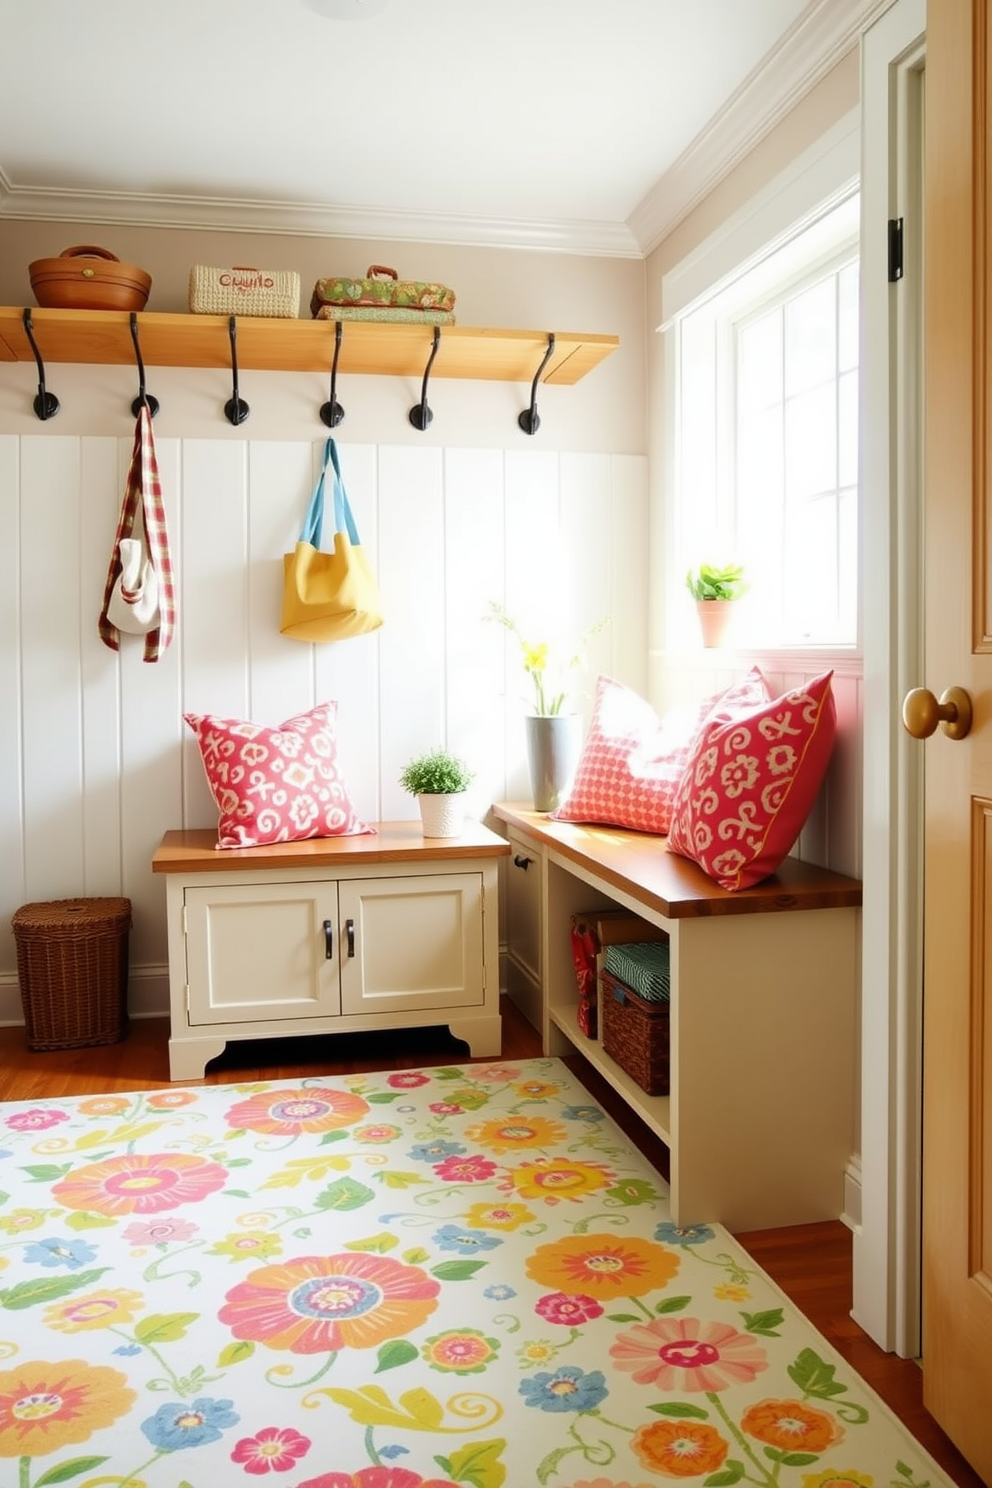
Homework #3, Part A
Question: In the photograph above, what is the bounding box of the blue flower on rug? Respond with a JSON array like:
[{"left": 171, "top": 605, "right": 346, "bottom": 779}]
[
  {"left": 141, "top": 1396, "right": 239, "bottom": 1450},
  {"left": 432, "top": 1223, "right": 502, "bottom": 1254},
  {"left": 23, "top": 1235, "right": 97, "bottom": 1268},
  {"left": 655, "top": 1220, "right": 718, "bottom": 1245},
  {"left": 519, "top": 1364, "right": 609, "bottom": 1411}
]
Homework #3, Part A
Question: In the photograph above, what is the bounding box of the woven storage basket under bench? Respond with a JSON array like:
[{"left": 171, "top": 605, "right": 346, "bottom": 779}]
[
  {"left": 600, "top": 938, "right": 671, "bottom": 1095},
  {"left": 11, "top": 897, "right": 131, "bottom": 1050}
]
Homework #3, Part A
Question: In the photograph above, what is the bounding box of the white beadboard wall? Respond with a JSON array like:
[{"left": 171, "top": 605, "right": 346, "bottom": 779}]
[{"left": 0, "top": 433, "right": 649, "bottom": 1021}]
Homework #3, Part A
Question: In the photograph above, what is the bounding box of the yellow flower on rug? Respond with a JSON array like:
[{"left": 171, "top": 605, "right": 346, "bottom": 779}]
[{"left": 526, "top": 1232, "right": 681, "bottom": 1298}]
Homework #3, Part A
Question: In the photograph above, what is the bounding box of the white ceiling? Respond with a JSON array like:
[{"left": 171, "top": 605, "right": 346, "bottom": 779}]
[{"left": 0, "top": 0, "right": 875, "bottom": 257}]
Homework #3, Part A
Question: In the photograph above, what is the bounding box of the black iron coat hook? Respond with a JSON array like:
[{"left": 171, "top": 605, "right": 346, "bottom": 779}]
[
  {"left": 409, "top": 325, "right": 441, "bottom": 431},
  {"left": 129, "top": 313, "right": 159, "bottom": 419},
  {"left": 519, "top": 333, "right": 556, "bottom": 436},
  {"left": 21, "top": 309, "right": 59, "bottom": 421},
  {"left": 224, "top": 316, "right": 250, "bottom": 426},
  {"left": 320, "top": 319, "right": 345, "bottom": 428}
]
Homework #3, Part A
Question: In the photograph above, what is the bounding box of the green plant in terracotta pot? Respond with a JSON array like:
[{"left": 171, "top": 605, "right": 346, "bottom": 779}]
[
  {"left": 685, "top": 563, "right": 748, "bottom": 647},
  {"left": 400, "top": 748, "right": 474, "bottom": 838}
]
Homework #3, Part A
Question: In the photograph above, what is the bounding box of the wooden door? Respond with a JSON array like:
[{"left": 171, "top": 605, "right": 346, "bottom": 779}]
[{"left": 921, "top": 1, "right": 992, "bottom": 1477}]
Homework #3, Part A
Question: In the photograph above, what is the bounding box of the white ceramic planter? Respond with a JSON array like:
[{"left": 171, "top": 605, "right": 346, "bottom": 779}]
[{"left": 417, "top": 792, "right": 466, "bottom": 838}]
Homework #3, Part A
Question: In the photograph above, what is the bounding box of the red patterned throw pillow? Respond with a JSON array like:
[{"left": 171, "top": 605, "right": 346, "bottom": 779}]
[
  {"left": 184, "top": 701, "right": 373, "bottom": 849},
  {"left": 666, "top": 670, "right": 837, "bottom": 891},
  {"left": 551, "top": 676, "right": 721, "bottom": 835}
]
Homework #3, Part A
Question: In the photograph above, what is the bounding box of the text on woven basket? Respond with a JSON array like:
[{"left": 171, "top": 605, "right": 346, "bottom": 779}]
[{"left": 219, "top": 270, "right": 276, "bottom": 292}]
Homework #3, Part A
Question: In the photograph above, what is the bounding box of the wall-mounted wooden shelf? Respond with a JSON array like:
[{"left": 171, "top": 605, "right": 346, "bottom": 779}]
[{"left": 0, "top": 307, "right": 619, "bottom": 385}]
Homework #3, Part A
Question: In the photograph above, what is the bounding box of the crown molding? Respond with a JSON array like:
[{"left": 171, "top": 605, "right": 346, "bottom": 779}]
[
  {"left": 0, "top": 175, "right": 642, "bottom": 259},
  {"left": 628, "top": 0, "right": 896, "bottom": 256},
  {"left": 0, "top": 0, "right": 894, "bottom": 262}
]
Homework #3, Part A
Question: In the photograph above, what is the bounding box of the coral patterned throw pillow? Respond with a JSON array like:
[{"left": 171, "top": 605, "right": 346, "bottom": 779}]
[
  {"left": 666, "top": 670, "right": 837, "bottom": 891},
  {"left": 184, "top": 701, "right": 372, "bottom": 849},
  {"left": 552, "top": 670, "right": 774, "bottom": 835}
]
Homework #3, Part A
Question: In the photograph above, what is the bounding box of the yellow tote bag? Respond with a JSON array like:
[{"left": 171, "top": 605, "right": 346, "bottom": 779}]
[{"left": 280, "top": 438, "right": 384, "bottom": 643}]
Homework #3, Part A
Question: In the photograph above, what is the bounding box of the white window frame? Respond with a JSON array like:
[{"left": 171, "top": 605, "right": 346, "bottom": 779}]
[{"left": 659, "top": 108, "right": 862, "bottom": 668}]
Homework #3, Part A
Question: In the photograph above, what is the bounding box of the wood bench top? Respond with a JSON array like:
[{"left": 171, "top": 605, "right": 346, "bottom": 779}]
[
  {"left": 153, "top": 821, "right": 511, "bottom": 875},
  {"left": 492, "top": 803, "right": 862, "bottom": 920}
]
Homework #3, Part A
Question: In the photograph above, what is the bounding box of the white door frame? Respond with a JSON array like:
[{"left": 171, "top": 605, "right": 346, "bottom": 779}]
[{"left": 855, "top": 0, "right": 926, "bottom": 1358}]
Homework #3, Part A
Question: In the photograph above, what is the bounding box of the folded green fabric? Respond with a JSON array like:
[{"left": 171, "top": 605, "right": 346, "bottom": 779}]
[
  {"left": 603, "top": 941, "right": 671, "bottom": 1002},
  {"left": 312, "top": 305, "right": 456, "bottom": 325}
]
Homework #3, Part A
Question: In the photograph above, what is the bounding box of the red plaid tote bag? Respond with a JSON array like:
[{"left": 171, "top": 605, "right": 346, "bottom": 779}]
[{"left": 99, "top": 405, "right": 175, "bottom": 662}]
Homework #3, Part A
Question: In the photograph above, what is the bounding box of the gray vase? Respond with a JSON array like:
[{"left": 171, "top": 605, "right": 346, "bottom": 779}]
[{"left": 525, "top": 714, "right": 582, "bottom": 812}]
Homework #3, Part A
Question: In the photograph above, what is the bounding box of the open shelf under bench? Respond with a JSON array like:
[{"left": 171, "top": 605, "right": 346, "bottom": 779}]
[{"left": 492, "top": 804, "right": 863, "bottom": 1232}]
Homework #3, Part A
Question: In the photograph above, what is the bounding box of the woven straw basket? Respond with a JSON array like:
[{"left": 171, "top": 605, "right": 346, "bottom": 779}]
[
  {"left": 189, "top": 265, "right": 300, "bottom": 318},
  {"left": 12, "top": 897, "right": 131, "bottom": 1050}
]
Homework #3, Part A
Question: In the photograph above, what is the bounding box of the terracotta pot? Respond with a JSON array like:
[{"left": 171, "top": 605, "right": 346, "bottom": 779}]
[{"left": 696, "top": 599, "right": 737, "bottom": 648}]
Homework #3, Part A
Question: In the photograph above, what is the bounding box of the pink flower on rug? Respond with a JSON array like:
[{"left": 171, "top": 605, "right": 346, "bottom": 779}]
[
  {"left": 297, "top": 1470, "right": 460, "bottom": 1488},
  {"left": 609, "top": 1317, "right": 768, "bottom": 1391},
  {"left": 631, "top": 1417, "right": 730, "bottom": 1478},
  {"left": 741, "top": 1398, "right": 843, "bottom": 1453},
  {"left": 0, "top": 1359, "right": 136, "bottom": 1455},
  {"left": 5, "top": 1108, "right": 69, "bottom": 1132},
  {"left": 52, "top": 1153, "right": 228, "bottom": 1216},
  {"left": 231, "top": 1424, "right": 311, "bottom": 1474},
  {"left": 526, "top": 1233, "right": 680, "bottom": 1300},
  {"left": 502, "top": 1157, "right": 616, "bottom": 1203},
  {"left": 122, "top": 1218, "right": 199, "bottom": 1245},
  {"left": 471, "top": 1064, "right": 520, "bottom": 1082},
  {"left": 385, "top": 1072, "right": 430, "bottom": 1088},
  {"left": 219, "top": 1252, "right": 439, "bottom": 1354},
  {"left": 225, "top": 1088, "right": 370, "bottom": 1136},
  {"left": 535, "top": 1291, "right": 604, "bottom": 1325},
  {"left": 432, "top": 1154, "right": 497, "bottom": 1182}
]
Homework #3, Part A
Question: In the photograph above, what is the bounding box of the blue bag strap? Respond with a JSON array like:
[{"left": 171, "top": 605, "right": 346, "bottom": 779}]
[
  {"left": 299, "top": 439, "right": 359, "bottom": 548},
  {"left": 327, "top": 437, "right": 360, "bottom": 545}
]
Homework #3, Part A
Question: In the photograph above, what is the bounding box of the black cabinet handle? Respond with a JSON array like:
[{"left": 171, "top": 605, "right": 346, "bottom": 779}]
[
  {"left": 346, "top": 918, "right": 356, "bottom": 957},
  {"left": 323, "top": 919, "right": 334, "bottom": 959},
  {"left": 513, "top": 854, "right": 533, "bottom": 870}
]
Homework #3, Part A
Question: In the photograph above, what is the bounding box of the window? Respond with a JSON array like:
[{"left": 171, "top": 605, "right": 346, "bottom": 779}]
[{"left": 672, "top": 193, "right": 860, "bottom": 649}]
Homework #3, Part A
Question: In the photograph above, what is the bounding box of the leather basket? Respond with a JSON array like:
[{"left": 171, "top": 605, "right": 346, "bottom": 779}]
[{"left": 29, "top": 245, "right": 152, "bottom": 312}]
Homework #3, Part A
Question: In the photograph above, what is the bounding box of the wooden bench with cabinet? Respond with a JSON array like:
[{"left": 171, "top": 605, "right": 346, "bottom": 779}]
[
  {"left": 493, "top": 802, "right": 863, "bottom": 1233},
  {"left": 152, "top": 822, "right": 508, "bottom": 1082}
]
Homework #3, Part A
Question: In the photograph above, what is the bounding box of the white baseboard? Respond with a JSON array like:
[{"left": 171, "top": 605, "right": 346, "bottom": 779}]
[
  {"left": 841, "top": 1154, "right": 862, "bottom": 1231},
  {"left": 0, "top": 965, "right": 171, "bottom": 1026}
]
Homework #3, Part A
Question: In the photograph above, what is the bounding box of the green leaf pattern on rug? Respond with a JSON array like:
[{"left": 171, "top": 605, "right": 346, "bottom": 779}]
[{"left": 0, "top": 1060, "right": 952, "bottom": 1488}]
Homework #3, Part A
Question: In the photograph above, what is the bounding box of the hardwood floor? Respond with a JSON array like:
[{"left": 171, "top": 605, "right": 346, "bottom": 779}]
[{"left": 0, "top": 999, "right": 983, "bottom": 1488}]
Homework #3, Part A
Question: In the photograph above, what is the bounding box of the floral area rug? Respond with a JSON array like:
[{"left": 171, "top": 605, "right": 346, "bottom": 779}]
[{"left": 0, "top": 1056, "right": 952, "bottom": 1488}]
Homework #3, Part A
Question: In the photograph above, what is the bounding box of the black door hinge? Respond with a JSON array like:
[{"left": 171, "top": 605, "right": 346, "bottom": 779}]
[{"left": 888, "top": 218, "right": 904, "bottom": 282}]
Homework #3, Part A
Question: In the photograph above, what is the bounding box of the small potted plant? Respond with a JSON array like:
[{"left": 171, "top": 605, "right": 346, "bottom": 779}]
[
  {"left": 399, "top": 748, "right": 474, "bottom": 838},
  {"left": 685, "top": 563, "right": 747, "bottom": 647}
]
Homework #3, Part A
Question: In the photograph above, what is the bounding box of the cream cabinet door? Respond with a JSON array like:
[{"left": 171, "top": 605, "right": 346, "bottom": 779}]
[
  {"left": 339, "top": 873, "right": 484, "bottom": 1017},
  {"left": 184, "top": 882, "right": 341, "bottom": 1026}
]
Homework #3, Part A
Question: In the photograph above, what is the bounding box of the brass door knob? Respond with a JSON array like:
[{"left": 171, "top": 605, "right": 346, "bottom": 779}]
[{"left": 902, "top": 685, "right": 973, "bottom": 740}]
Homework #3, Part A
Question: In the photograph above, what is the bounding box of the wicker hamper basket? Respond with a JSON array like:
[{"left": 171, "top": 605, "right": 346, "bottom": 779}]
[
  {"left": 11, "top": 898, "right": 131, "bottom": 1051},
  {"left": 600, "top": 966, "right": 671, "bottom": 1096}
]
